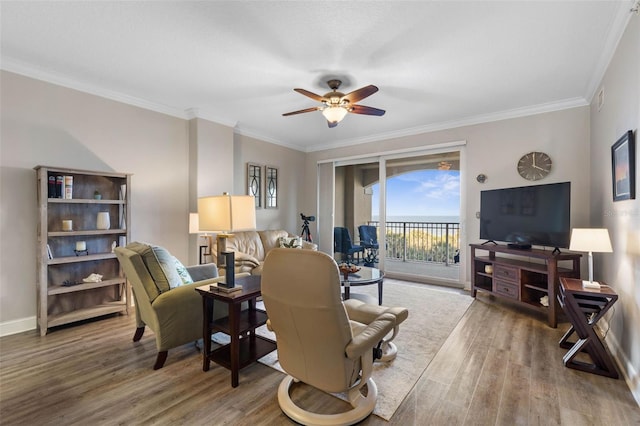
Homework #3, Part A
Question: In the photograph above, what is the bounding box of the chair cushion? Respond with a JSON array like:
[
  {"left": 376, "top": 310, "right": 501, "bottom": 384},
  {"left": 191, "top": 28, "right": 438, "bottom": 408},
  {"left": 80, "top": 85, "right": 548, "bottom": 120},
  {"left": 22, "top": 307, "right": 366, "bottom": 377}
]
[{"left": 126, "top": 242, "right": 183, "bottom": 297}]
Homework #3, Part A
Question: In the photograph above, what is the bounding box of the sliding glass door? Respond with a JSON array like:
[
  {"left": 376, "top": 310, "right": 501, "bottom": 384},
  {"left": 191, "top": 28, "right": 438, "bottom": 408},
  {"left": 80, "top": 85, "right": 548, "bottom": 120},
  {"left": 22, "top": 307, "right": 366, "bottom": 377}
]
[{"left": 319, "top": 143, "right": 465, "bottom": 287}]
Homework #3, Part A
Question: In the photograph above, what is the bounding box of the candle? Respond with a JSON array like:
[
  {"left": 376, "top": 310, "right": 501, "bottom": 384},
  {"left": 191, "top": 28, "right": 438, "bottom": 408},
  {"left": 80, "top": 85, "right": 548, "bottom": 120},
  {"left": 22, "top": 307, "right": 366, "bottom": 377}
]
[
  {"left": 62, "top": 220, "right": 72, "bottom": 231},
  {"left": 76, "top": 241, "right": 86, "bottom": 251}
]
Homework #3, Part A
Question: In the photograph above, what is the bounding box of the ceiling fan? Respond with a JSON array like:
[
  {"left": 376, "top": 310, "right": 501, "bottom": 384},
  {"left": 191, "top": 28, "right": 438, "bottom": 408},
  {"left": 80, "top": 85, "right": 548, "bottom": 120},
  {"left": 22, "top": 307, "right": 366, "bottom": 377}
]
[{"left": 282, "top": 79, "right": 385, "bottom": 128}]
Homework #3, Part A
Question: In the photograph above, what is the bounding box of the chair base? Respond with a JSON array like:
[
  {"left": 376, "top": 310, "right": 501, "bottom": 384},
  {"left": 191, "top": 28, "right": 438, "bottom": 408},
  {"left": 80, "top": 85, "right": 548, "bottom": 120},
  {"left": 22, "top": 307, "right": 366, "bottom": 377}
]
[
  {"left": 379, "top": 342, "right": 398, "bottom": 362},
  {"left": 277, "top": 375, "right": 378, "bottom": 426}
]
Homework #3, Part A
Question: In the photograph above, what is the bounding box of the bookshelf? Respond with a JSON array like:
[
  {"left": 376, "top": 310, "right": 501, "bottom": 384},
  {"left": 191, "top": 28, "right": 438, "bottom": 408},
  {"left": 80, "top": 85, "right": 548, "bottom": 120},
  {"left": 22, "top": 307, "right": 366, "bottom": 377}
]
[{"left": 35, "top": 166, "right": 131, "bottom": 336}]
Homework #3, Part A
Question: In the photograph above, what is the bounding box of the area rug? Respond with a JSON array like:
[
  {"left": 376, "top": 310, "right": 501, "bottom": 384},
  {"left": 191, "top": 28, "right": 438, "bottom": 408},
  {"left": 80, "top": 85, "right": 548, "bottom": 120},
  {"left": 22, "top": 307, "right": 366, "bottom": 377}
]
[{"left": 254, "top": 280, "right": 474, "bottom": 421}]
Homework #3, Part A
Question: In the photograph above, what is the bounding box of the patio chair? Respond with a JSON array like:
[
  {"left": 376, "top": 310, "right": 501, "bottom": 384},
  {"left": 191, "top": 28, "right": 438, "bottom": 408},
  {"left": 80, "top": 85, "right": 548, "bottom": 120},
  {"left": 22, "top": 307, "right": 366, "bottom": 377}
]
[
  {"left": 334, "top": 226, "right": 364, "bottom": 264},
  {"left": 358, "top": 225, "right": 379, "bottom": 265}
]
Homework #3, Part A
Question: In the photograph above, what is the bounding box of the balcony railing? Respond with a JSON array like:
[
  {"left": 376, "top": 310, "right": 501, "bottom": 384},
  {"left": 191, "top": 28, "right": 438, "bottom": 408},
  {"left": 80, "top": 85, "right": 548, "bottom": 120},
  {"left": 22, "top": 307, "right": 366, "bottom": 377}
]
[{"left": 367, "top": 221, "right": 461, "bottom": 266}]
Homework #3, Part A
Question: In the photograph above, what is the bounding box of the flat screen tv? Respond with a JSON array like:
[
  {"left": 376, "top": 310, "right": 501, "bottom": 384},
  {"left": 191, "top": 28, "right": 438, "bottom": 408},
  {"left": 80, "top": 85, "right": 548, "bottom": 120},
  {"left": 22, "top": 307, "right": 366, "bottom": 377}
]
[{"left": 480, "top": 182, "right": 571, "bottom": 249}]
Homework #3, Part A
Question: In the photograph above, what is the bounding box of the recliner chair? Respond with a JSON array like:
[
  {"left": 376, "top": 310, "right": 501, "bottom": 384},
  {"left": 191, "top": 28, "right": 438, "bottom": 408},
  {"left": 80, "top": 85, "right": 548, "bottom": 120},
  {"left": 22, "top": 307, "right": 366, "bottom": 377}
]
[
  {"left": 115, "top": 243, "right": 246, "bottom": 369},
  {"left": 261, "top": 248, "right": 396, "bottom": 425}
]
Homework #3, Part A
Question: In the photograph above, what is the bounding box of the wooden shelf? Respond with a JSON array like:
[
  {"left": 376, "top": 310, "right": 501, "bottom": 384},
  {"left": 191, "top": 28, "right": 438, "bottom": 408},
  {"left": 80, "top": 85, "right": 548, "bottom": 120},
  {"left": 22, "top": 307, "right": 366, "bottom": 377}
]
[
  {"left": 48, "top": 198, "right": 125, "bottom": 205},
  {"left": 47, "top": 302, "right": 128, "bottom": 328},
  {"left": 48, "top": 252, "right": 117, "bottom": 265},
  {"left": 49, "top": 229, "right": 126, "bottom": 237},
  {"left": 35, "top": 165, "right": 131, "bottom": 336},
  {"left": 48, "top": 278, "right": 125, "bottom": 295}
]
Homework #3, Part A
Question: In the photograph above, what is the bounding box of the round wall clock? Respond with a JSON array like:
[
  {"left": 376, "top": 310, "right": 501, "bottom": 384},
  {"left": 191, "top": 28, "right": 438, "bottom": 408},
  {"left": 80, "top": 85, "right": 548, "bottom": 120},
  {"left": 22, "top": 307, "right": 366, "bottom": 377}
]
[{"left": 517, "top": 151, "right": 552, "bottom": 181}]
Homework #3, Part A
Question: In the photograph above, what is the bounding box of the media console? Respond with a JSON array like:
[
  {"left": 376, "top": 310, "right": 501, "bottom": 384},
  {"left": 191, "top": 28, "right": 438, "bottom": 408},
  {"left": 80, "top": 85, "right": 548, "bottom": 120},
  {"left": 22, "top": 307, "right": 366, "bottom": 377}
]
[{"left": 470, "top": 243, "right": 581, "bottom": 327}]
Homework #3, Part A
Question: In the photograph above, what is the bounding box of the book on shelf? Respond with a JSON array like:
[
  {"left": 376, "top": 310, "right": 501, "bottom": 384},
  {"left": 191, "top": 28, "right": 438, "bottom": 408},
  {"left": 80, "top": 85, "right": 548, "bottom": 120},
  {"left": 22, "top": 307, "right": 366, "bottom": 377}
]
[
  {"left": 64, "top": 175, "right": 73, "bottom": 199},
  {"left": 55, "top": 175, "right": 64, "bottom": 198},
  {"left": 48, "top": 176, "right": 56, "bottom": 198},
  {"left": 47, "top": 244, "right": 53, "bottom": 260}
]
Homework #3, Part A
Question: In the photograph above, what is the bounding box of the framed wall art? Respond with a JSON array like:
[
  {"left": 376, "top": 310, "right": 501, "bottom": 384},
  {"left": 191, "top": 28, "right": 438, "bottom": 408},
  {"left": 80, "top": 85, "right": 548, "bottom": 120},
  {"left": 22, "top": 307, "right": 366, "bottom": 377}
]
[
  {"left": 265, "top": 165, "right": 278, "bottom": 209},
  {"left": 611, "top": 130, "right": 635, "bottom": 202},
  {"left": 247, "top": 163, "right": 262, "bottom": 208}
]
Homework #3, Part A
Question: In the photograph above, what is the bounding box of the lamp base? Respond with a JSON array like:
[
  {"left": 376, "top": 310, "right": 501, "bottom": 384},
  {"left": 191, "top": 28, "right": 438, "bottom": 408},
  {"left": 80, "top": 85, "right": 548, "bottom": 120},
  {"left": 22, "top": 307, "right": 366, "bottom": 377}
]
[
  {"left": 582, "top": 280, "right": 602, "bottom": 289},
  {"left": 209, "top": 283, "right": 243, "bottom": 293}
]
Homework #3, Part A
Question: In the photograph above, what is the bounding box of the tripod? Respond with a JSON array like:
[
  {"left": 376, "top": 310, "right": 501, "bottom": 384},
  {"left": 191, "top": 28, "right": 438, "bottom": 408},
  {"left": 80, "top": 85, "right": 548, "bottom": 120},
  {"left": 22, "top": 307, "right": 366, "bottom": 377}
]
[{"left": 300, "top": 214, "right": 314, "bottom": 243}]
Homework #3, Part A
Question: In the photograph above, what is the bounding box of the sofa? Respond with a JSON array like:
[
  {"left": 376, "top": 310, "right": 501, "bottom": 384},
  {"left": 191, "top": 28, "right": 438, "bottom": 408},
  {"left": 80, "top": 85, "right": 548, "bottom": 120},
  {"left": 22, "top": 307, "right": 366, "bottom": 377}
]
[
  {"left": 115, "top": 242, "right": 249, "bottom": 369},
  {"left": 213, "top": 229, "right": 317, "bottom": 275}
]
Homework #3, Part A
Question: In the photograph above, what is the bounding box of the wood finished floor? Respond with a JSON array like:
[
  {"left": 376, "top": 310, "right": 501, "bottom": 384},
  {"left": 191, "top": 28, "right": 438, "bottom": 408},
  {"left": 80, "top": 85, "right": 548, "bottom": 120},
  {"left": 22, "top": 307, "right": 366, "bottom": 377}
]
[{"left": 1, "top": 289, "right": 639, "bottom": 425}]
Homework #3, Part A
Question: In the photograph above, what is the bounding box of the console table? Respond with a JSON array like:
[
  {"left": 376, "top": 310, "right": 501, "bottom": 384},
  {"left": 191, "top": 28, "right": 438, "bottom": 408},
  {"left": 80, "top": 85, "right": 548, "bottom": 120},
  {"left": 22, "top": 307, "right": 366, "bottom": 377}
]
[
  {"left": 470, "top": 244, "right": 581, "bottom": 327},
  {"left": 196, "top": 275, "right": 276, "bottom": 387},
  {"left": 558, "top": 277, "right": 619, "bottom": 378}
]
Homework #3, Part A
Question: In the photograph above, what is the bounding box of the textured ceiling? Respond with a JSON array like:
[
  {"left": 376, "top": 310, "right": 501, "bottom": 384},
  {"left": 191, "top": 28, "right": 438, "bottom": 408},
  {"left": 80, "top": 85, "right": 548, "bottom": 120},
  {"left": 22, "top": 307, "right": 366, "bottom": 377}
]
[{"left": 0, "top": 1, "right": 633, "bottom": 152}]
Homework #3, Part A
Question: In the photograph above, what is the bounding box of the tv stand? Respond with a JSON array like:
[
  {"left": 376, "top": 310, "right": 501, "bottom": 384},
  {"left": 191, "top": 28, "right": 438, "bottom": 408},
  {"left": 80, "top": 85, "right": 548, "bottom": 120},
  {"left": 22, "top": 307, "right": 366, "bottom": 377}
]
[
  {"left": 507, "top": 243, "right": 532, "bottom": 250},
  {"left": 470, "top": 244, "right": 581, "bottom": 327}
]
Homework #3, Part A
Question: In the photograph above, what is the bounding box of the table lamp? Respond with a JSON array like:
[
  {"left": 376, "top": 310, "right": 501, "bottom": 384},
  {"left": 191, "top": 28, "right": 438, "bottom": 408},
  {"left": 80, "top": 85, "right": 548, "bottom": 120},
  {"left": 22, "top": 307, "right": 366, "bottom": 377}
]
[
  {"left": 198, "top": 193, "right": 256, "bottom": 287},
  {"left": 189, "top": 213, "right": 211, "bottom": 265},
  {"left": 569, "top": 228, "right": 613, "bottom": 289}
]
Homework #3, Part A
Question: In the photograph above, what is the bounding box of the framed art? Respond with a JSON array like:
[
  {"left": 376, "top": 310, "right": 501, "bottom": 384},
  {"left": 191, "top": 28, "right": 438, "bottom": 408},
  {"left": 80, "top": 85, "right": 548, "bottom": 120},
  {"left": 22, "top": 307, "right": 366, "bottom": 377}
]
[
  {"left": 611, "top": 130, "right": 635, "bottom": 202},
  {"left": 265, "top": 165, "right": 278, "bottom": 209},
  {"left": 247, "top": 163, "right": 262, "bottom": 208}
]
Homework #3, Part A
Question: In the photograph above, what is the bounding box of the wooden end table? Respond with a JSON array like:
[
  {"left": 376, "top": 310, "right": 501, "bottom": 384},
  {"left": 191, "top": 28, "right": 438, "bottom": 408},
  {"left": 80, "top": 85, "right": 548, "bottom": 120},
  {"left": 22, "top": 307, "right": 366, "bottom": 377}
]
[
  {"left": 557, "top": 277, "right": 619, "bottom": 378},
  {"left": 196, "top": 275, "right": 276, "bottom": 387}
]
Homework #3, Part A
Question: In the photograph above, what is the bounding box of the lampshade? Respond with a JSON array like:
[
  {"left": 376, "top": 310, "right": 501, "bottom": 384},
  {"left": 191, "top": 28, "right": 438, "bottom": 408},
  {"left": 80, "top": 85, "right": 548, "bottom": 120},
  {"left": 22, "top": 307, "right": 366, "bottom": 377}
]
[
  {"left": 569, "top": 228, "right": 613, "bottom": 253},
  {"left": 322, "top": 106, "right": 348, "bottom": 124},
  {"left": 198, "top": 194, "right": 256, "bottom": 233},
  {"left": 569, "top": 228, "right": 612, "bottom": 288},
  {"left": 188, "top": 213, "right": 200, "bottom": 234}
]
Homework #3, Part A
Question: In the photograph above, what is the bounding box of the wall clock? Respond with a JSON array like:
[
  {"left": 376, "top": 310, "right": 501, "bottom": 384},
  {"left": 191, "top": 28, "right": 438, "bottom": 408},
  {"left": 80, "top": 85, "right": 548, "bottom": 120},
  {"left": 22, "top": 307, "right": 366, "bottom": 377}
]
[{"left": 517, "top": 151, "right": 552, "bottom": 181}]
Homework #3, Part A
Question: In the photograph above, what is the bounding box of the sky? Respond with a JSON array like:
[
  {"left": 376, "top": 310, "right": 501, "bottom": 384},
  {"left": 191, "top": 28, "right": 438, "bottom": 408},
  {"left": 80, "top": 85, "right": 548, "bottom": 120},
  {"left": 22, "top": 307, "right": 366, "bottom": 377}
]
[{"left": 371, "top": 169, "right": 460, "bottom": 218}]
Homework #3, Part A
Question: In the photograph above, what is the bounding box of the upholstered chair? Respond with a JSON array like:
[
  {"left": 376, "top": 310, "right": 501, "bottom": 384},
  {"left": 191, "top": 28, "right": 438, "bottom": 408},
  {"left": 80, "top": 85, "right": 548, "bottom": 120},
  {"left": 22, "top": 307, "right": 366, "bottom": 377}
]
[
  {"left": 261, "top": 248, "right": 395, "bottom": 425},
  {"left": 115, "top": 243, "right": 247, "bottom": 369}
]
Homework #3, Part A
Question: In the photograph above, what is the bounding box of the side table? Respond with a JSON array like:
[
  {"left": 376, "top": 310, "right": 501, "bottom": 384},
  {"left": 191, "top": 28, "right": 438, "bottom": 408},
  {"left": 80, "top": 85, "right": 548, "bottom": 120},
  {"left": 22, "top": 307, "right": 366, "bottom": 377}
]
[
  {"left": 557, "top": 277, "right": 619, "bottom": 378},
  {"left": 196, "top": 275, "right": 277, "bottom": 387}
]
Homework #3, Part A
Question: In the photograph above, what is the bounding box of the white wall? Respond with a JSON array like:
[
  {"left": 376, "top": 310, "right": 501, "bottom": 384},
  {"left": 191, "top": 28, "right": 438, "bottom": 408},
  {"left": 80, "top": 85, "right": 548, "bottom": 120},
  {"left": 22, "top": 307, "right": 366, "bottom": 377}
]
[
  {"left": 0, "top": 71, "right": 190, "bottom": 332},
  {"left": 589, "top": 16, "right": 639, "bottom": 404},
  {"left": 233, "top": 133, "right": 305, "bottom": 233},
  {"left": 304, "top": 106, "right": 591, "bottom": 285}
]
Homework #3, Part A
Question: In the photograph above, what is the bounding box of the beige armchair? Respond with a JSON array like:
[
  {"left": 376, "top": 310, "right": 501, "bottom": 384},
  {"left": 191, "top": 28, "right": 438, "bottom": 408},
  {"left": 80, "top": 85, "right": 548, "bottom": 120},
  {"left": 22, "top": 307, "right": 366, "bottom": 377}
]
[
  {"left": 261, "top": 248, "right": 395, "bottom": 425},
  {"left": 115, "top": 243, "right": 245, "bottom": 369}
]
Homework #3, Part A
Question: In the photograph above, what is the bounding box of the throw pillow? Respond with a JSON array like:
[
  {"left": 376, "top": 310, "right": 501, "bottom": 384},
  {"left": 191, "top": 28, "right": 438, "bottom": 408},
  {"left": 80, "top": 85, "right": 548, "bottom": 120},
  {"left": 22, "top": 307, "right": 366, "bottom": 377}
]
[
  {"left": 174, "top": 256, "right": 194, "bottom": 285},
  {"left": 279, "top": 236, "right": 302, "bottom": 249},
  {"left": 125, "top": 242, "right": 175, "bottom": 301}
]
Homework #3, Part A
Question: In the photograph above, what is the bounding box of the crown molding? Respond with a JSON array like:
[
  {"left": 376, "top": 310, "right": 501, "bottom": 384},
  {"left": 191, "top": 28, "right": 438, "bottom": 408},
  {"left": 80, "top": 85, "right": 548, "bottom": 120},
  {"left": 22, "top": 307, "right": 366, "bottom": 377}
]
[
  {"left": 584, "top": 1, "right": 635, "bottom": 102},
  {"left": 1, "top": 57, "right": 188, "bottom": 119},
  {"left": 306, "top": 97, "right": 589, "bottom": 153}
]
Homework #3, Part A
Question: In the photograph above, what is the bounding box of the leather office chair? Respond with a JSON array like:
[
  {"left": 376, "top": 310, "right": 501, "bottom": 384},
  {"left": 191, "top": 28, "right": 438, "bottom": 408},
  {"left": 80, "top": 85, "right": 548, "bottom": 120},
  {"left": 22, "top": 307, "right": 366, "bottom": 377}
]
[
  {"left": 261, "top": 249, "right": 396, "bottom": 425},
  {"left": 334, "top": 226, "right": 364, "bottom": 264}
]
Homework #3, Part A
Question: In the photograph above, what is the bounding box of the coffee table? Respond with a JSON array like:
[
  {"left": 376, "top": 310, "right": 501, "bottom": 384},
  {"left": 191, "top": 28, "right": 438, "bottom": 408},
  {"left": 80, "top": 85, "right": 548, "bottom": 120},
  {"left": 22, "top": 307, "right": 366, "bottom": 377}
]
[{"left": 341, "top": 266, "right": 384, "bottom": 305}]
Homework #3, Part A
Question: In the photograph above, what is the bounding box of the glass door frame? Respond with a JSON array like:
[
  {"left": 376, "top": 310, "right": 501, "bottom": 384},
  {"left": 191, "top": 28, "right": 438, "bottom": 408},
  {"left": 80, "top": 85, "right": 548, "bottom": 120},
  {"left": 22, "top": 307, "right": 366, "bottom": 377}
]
[{"left": 319, "top": 140, "right": 467, "bottom": 286}]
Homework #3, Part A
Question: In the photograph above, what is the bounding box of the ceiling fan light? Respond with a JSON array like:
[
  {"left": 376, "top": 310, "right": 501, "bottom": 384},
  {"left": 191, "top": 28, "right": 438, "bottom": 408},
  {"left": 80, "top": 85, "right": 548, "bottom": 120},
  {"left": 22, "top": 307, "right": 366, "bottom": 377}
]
[{"left": 322, "top": 106, "right": 348, "bottom": 123}]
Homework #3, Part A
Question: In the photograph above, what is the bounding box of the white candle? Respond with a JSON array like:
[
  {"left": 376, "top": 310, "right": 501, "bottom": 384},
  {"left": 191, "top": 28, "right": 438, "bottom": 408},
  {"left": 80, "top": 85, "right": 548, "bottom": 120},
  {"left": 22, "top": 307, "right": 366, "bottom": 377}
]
[
  {"left": 76, "top": 241, "right": 86, "bottom": 251},
  {"left": 62, "top": 220, "right": 72, "bottom": 231}
]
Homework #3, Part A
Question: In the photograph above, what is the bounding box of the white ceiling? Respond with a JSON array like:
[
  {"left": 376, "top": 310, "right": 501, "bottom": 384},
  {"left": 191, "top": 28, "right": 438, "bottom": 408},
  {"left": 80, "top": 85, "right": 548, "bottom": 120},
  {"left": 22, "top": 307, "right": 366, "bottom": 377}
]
[{"left": 0, "top": 1, "right": 633, "bottom": 152}]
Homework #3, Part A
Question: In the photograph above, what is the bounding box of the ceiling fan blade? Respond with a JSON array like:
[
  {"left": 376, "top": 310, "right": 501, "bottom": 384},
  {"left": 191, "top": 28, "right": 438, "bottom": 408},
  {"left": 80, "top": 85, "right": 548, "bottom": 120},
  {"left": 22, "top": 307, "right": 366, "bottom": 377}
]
[
  {"left": 294, "top": 88, "right": 326, "bottom": 102},
  {"left": 282, "top": 107, "right": 320, "bottom": 116},
  {"left": 343, "top": 85, "right": 379, "bottom": 104},
  {"left": 327, "top": 120, "right": 339, "bottom": 128},
  {"left": 350, "top": 104, "right": 386, "bottom": 116}
]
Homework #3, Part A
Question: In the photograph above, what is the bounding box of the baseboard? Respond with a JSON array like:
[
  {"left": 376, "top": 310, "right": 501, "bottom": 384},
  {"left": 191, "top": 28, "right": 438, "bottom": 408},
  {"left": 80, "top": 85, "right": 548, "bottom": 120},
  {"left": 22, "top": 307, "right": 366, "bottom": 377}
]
[
  {"left": 598, "top": 320, "right": 640, "bottom": 407},
  {"left": 385, "top": 271, "right": 464, "bottom": 289},
  {"left": 0, "top": 316, "right": 37, "bottom": 337}
]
